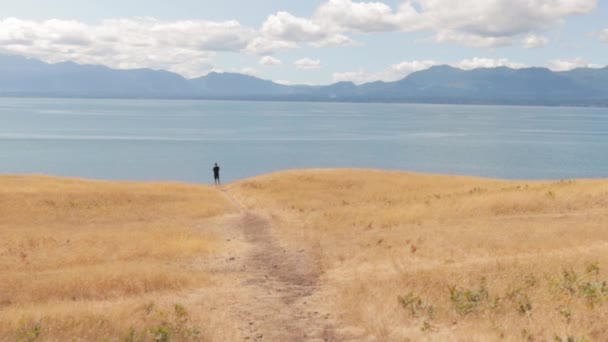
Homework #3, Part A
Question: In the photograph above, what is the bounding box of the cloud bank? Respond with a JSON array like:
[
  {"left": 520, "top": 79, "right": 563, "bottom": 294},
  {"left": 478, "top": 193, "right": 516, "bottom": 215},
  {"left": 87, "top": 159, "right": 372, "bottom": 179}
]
[
  {"left": 0, "top": 17, "right": 254, "bottom": 77},
  {"left": 547, "top": 57, "right": 603, "bottom": 71},
  {"left": 456, "top": 58, "right": 526, "bottom": 70},
  {"left": 0, "top": 0, "right": 599, "bottom": 78},
  {"left": 316, "top": 0, "right": 595, "bottom": 47}
]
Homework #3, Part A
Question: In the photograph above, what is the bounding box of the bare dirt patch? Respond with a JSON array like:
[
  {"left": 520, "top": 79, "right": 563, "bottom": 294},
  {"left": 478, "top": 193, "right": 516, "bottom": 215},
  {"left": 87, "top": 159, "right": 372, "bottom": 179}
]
[{"left": 226, "top": 210, "right": 354, "bottom": 341}]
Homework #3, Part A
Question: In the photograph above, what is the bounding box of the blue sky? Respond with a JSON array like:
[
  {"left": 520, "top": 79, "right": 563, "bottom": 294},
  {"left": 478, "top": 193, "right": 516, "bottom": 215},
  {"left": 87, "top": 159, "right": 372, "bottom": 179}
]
[{"left": 1, "top": 0, "right": 607, "bottom": 84}]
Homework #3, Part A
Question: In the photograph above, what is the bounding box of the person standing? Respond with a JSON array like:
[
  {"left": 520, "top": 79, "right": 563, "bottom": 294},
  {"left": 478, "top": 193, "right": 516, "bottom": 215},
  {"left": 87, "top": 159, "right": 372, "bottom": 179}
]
[{"left": 213, "top": 163, "right": 221, "bottom": 185}]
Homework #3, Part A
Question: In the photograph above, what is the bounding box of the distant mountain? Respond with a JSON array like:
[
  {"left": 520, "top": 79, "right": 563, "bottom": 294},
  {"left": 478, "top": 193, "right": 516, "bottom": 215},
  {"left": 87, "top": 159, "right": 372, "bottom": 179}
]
[
  {"left": 0, "top": 54, "right": 606, "bottom": 106},
  {"left": 0, "top": 54, "right": 190, "bottom": 97},
  {"left": 189, "top": 72, "right": 293, "bottom": 96},
  {"left": 357, "top": 65, "right": 608, "bottom": 105},
  {"left": 559, "top": 67, "right": 608, "bottom": 94}
]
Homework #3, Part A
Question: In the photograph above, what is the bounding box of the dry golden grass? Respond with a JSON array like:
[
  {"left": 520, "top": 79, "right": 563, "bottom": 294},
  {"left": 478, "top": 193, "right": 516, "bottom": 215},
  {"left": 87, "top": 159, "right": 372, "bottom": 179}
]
[
  {"left": 0, "top": 175, "right": 236, "bottom": 341},
  {"left": 3, "top": 170, "right": 608, "bottom": 341},
  {"left": 230, "top": 169, "right": 608, "bottom": 341}
]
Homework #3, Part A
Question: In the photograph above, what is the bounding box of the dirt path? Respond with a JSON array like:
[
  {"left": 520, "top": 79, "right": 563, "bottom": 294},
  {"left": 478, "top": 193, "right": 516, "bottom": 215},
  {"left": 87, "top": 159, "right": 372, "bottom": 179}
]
[{"left": 215, "top": 189, "right": 355, "bottom": 342}]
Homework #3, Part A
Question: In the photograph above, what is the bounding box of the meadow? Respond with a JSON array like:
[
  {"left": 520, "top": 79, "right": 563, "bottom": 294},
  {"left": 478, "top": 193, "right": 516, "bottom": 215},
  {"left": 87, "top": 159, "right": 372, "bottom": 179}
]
[
  {"left": 0, "top": 175, "right": 238, "bottom": 341},
  {"left": 1, "top": 170, "right": 608, "bottom": 341},
  {"left": 229, "top": 169, "right": 608, "bottom": 341}
]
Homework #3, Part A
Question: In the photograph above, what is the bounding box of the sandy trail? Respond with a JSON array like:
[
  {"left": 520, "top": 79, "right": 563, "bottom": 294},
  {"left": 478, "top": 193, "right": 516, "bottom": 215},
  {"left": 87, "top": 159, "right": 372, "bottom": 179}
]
[{"left": 207, "top": 188, "right": 358, "bottom": 342}]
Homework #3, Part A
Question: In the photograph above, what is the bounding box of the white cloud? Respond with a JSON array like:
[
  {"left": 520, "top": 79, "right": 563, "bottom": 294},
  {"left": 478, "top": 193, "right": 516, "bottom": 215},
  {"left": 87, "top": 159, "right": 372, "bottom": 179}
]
[
  {"left": 260, "top": 0, "right": 597, "bottom": 50},
  {"left": 522, "top": 34, "right": 549, "bottom": 48},
  {"left": 598, "top": 29, "right": 608, "bottom": 42},
  {"left": 0, "top": 17, "right": 256, "bottom": 78},
  {"left": 412, "top": 0, "right": 596, "bottom": 37},
  {"left": 547, "top": 57, "right": 603, "bottom": 71},
  {"left": 257, "top": 11, "right": 356, "bottom": 51},
  {"left": 273, "top": 79, "right": 316, "bottom": 86},
  {"left": 390, "top": 60, "right": 438, "bottom": 76},
  {"left": 310, "top": 33, "right": 357, "bottom": 48},
  {"left": 332, "top": 60, "right": 438, "bottom": 84},
  {"left": 417, "top": 0, "right": 594, "bottom": 47},
  {"left": 245, "top": 37, "right": 297, "bottom": 55},
  {"left": 0, "top": 1, "right": 600, "bottom": 79},
  {"left": 456, "top": 58, "right": 526, "bottom": 70},
  {"left": 294, "top": 58, "right": 321, "bottom": 70},
  {"left": 253, "top": 0, "right": 416, "bottom": 50},
  {"left": 261, "top": 11, "right": 326, "bottom": 42},
  {"left": 259, "top": 56, "right": 282, "bottom": 66},
  {"left": 315, "top": 0, "right": 404, "bottom": 32},
  {"left": 238, "top": 67, "right": 258, "bottom": 76}
]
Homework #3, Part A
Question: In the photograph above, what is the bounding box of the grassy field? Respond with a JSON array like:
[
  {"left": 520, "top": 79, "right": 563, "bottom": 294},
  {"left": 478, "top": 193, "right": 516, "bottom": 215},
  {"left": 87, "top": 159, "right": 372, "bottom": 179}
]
[
  {"left": 0, "top": 175, "right": 236, "bottom": 341},
  {"left": 229, "top": 169, "right": 608, "bottom": 341},
  {"left": 2, "top": 170, "right": 608, "bottom": 341}
]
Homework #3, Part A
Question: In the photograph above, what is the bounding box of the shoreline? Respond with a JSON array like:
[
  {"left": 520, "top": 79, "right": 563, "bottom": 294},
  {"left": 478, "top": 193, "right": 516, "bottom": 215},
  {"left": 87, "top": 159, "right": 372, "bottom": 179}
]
[
  {"left": 2, "top": 95, "right": 608, "bottom": 109},
  {"left": 2, "top": 168, "right": 606, "bottom": 184}
]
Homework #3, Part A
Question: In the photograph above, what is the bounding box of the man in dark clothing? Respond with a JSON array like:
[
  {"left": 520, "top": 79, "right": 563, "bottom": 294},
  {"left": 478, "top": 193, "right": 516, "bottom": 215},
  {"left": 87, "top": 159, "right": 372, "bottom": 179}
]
[{"left": 213, "top": 163, "right": 220, "bottom": 185}]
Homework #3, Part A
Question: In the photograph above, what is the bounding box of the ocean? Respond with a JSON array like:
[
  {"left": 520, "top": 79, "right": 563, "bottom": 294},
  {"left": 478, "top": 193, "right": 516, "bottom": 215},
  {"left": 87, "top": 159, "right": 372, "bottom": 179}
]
[{"left": 1, "top": 97, "right": 607, "bottom": 183}]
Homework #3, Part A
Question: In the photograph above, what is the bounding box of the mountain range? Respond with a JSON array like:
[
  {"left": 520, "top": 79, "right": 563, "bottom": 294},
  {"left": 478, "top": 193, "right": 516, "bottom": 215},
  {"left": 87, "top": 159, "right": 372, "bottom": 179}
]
[{"left": 1, "top": 54, "right": 607, "bottom": 106}]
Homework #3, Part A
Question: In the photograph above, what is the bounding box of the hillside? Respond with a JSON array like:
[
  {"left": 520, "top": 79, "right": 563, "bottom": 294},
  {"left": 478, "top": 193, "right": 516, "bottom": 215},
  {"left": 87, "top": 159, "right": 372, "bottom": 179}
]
[
  {"left": 1, "top": 170, "right": 608, "bottom": 341},
  {"left": 1, "top": 54, "right": 607, "bottom": 105}
]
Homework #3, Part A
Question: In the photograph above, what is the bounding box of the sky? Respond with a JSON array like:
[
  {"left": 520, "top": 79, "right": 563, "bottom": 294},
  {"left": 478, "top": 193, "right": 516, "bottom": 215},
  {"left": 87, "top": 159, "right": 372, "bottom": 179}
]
[{"left": 1, "top": 0, "right": 607, "bottom": 85}]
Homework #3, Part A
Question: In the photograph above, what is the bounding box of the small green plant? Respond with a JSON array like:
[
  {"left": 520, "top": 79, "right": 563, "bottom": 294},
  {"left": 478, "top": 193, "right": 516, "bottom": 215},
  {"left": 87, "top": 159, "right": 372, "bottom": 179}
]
[
  {"left": 122, "top": 303, "right": 202, "bottom": 342},
  {"left": 420, "top": 320, "right": 434, "bottom": 332},
  {"left": 517, "top": 294, "right": 533, "bottom": 315},
  {"left": 121, "top": 327, "right": 137, "bottom": 342},
  {"left": 585, "top": 262, "right": 600, "bottom": 276},
  {"left": 523, "top": 274, "right": 538, "bottom": 288},
  {"left": 504, "top": 287, "right": 533, "bottom": 317},
  {"left": 173, "top": 304, "right": 188, "bottom": 322},
  {"left": 554, "top": 269, "right": 580, "bottom": 296},
  {"left": 521, "top": 328, "right": 535, "bottom": 342},
  {"left": 144, "top": 302, "right": 156, "bottom": 315},
  {"left": 558, "top": 306, "right": 572, "bottom": 324},
  {"left": 468, "top": 187, "right": 486, "bottom": 195},
  {"left": 503, "top": 274, "right": 538, "bottom": 316},
  {"left": 551, "top": 265, "right": 608, "bottom": 307},
  {"left": 578, "top": 280, "right": 608, "bottom": 307},
  {"left": 554, "top": 335, "right": 590, "bottom": 342},
  {"left": 15, "top": 320, "right": 41, "bottom": 342},
  {"left": 398, "top": 292, "right": 434, "bottom": 319},
  {"left": 150, "top": 323, "right": 171, "bottom": 342},
  {"left": 448, "top": 278, "right": 490, "bottom": 316}
]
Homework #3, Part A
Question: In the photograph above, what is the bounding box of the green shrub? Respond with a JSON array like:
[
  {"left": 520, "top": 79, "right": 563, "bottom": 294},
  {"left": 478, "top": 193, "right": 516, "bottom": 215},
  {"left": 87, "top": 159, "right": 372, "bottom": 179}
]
[
  {"left": 448, "top": 278, "right": 490, "bottom": 316},
  {"left": 398, "top": 292, "right": 434, "bottom": 319}
]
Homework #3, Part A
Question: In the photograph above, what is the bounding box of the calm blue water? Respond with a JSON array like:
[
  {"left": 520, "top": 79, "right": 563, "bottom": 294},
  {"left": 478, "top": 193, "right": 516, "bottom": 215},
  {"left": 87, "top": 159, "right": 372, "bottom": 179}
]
[{"left": 1, "top": 98, "right": 607, "bottom": 183}]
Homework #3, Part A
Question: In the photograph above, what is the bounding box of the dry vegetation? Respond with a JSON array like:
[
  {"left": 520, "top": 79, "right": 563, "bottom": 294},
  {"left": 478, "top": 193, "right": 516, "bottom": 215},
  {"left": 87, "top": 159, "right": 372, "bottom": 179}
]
[
  {"left": 2, "top": 170, "right": 608, "bottom": 341},
  {"left": 230, "top": 169, "right": 608, "bottom": 341},
  {"left": 0, "top": 175, "right": 237, "bottom": 341}
]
